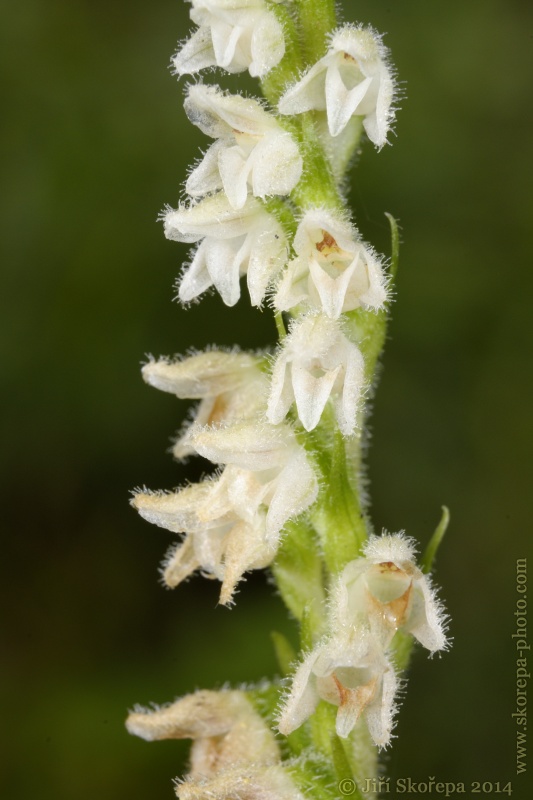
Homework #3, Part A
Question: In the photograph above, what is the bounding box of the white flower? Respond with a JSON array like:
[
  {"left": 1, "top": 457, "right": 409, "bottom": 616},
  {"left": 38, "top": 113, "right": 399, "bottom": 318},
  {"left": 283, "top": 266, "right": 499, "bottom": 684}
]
[
  {"left": 131, "top": 482, "right": 274, "bottom": 605},
  {"left": 126, "top": 689, "right": 279, "bottom": 778},
  {"left": 331, "top": 534, "right": 449, "bottom": 653},
  {"left": 189, "top": 420, "right": 319, "bottom": 545},
  {"left": 266, "top": 314, "right": 365, "bottom": 435},
  {"left": 274, "top": 208, "right": 388, "bottom": 318},
  {"left": 184, "top": 84, "right": 302, "bottom": 210},
  {"left": 141, "top": 350, "right": 268, "bottom": 458},
  {"left": 177, "top": 765, "right": 306, "bottom": 800},
  {"left": 277, "top": 627, "right": 398, "bottom": 746},
  {"left": 173, "top": 0, "right": 285, "bottom": 79},
  {"left": 278, "top": 24, "right": 395, "bottom": 147},
  {"left": 164, "top": 193, "right": 287, "bottom": 307},
  {"left": 131, "top": 421, "right": 318, "bottom": 603}
]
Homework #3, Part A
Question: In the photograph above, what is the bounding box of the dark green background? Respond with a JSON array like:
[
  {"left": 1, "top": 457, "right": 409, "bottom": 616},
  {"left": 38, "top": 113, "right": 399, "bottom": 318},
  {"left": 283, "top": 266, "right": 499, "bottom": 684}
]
[{"left": 2, "top": 0, "right": 532, "bottom": 797}]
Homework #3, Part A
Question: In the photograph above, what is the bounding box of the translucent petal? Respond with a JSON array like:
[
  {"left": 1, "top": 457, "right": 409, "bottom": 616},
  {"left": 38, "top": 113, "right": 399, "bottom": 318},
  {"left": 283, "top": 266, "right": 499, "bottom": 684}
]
[
  {"left": 141, "top": 351, "right": 261, "bottom": 399},
  {"left": 186, "top": 140, "right": 225, "bottom": 197},
  {"left": 278, "top": 59, "right": 328, "bottom": 115},
  {"left": 173, "top": 26, "right": 217, "bottom": 75}
]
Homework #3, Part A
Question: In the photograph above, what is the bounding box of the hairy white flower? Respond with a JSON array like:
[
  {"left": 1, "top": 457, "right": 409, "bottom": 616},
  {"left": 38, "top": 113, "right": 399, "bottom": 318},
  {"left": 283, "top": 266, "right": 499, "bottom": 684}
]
[
  {"left": 278, "top": 24, "right": 395, "bottom": 147},
  {"left": 131, "top": 482, "right": 274, "bottom": 605},
  {"left": 173, "top": 0, "right": 285, "bottom": 79},
  {"left": 141, "top": 351, "right": 268, "bottom": 458},
  {"left": 274, "top": 208, "right": 388, "bottom": 318},
  {"left": 177, "top": 765, "right": 306, "bottom": 800},
  {"left": 126, "top": 689, "right": 279, "bottom": 778},
  {"left": 278, "top": 627, "right": 398, "bottom": 746},
  {"left": 189, "top": 420, "right": 319, "bottom": 545},
  {"left": 184, "top": 84, "right": 302, "bottom": 209},
  {"left": 131, "top": 422, "right": 318, "bottom": 603},
  {"left": 164, "top": 193, "right": 287, "bottom": 307},
  {"left": 267, "top": 314, "right": 365, "bottom": 434},
  {"left": 331, "top": 534, "right": 449, "bottom": 653}
]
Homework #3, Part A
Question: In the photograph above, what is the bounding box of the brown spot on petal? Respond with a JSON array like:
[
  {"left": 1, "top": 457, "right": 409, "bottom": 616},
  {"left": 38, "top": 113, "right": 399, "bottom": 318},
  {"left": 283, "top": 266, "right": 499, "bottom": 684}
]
[
  {"left": 384, "top": 583, "right": 413, "bottom": 627},
  {"left": 316, "top": 230, "right": 338, "bottom": 253},
  {"left": 333, "top": 673, "right": 378, "bottom": 717},
  {"left": 343, "top": 52, "right": 358, "bottom": 65},
  {"left": 378, "top": 561, "right": 402, "bottom": 573}
]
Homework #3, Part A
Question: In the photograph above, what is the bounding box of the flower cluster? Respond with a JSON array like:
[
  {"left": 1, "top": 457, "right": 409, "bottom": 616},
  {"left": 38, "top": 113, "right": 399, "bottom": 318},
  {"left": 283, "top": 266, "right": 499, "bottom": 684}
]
[
  {"left": 129, "top": 0, "right": 450, "bottom": 794},
  {"left": 134, "top": 3, "right": 397, "bottom": 605},
  {"left": 132, "top": 351, "right": 318, "bottom": 605},
  {"left": 278, "top": 534, "right": 448, "bottom": 746}
]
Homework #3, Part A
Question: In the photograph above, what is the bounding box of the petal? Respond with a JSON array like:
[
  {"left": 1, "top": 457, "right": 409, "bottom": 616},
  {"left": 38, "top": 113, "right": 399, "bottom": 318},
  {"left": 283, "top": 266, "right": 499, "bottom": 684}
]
[
  {"left": 186, "top": 84, "right": 274, "bottom": 139},
  {"left": 249, "top": 10, "right": 285, "bottom": 77},
  {"left": 179, "top": 241, "right": 214, "bottom": 303},
  {"left": 335, "top": 676, "right": 378, "bottom": 738},
  {"left": 210, "top": 19, "right": 243, "bottom": 70},
  {"left": 405, "top": 578, "right": 448, "bottom": 652},
  {"left": 190, "top": 421, "right": 292, "bottom": 471},
  {"left": 266, "top": 354, "right": 294, "bottom": 426},
  {"left": 246, "top": 220, "right": 287, "bottom": 306},
  {"left": 265, "top": 448, "right": 318, "bottom": 544},
  {"left": 357, "top": 248, "right": 387, "bottom": 309},
  {"left": 273, "top": 256, "right": 309, "bottom": 312},
  {"left": 162, "top": 536, "right": 201, "bottom": 588},
  {"left": 277, "top": 649, "right": 321, "bottom": 735},
  {"left": 308, "top": 256, "right": 357, "bottom": 318},
  {"left": 186, "top": 141, "right": 225, "bottom": 198},
  {"left": 218, "top": 145, "right": 252, "bottom": 209},
  {"left": 131, "top": 484, "right": 212, "bottom": 533},
  {"left": 141, "top": 351, "right": 260, "bottom": 399},
  {"left": 204, "top": 237, "right": 245, "bottom": 306},
  {"left": 172, "top": 26, "right": 217, "bottom": 76},
  {"left": 249, "top": 131, "right": 302, "bottom": 199},
  {"left": 165, "top": 194, "right": 260, "bottom": 242},
  {"left": 219, "top": 517, "right": 273, "bottom": 605},
  {"left": 334, "top": 339, "right": 365, "bottom": 435},
  {"left": 325, "top": 64, "right": 373, "bottom": 137},
  {"left": 278, "top": 59, "right": 329, "bottom": 115},
  {"left": 126, "top": 689, "right": 252, "bottom": 741},
  {"left": 364, "top": 663, "right": 397, "bottom": 748},
  {"left": 292, "top": 362, "right": 341, "bottom": 431}
]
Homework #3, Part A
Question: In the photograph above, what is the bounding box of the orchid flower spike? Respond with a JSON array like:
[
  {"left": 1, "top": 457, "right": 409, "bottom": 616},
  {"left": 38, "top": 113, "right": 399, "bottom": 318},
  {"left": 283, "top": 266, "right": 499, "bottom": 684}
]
[
  {"left": 173, "top": 0, "right": 286, "bottom": 79},
  {"left": 141, "top": 350, "right": 268, "bottom": 458},
  {"left": 278, "top": 627, "right": 398, "bottom": 746},
  {"left": 267, "top": 313, "right": 365, "bottom": 435},
  {"left": 164, "top": 193, "right": 287, "bottom": 307},
  {"left": 184, "top": 84, "right": 302, "bottom": 210},
  {"left": 274, "top": 208, "right": 388, "bottom": 318},
  {"left": 278, "top": 24, "right": 395, "bottom": 147},
  {"left": 331, "top": 533, "right": 449, "bottom": 653}
]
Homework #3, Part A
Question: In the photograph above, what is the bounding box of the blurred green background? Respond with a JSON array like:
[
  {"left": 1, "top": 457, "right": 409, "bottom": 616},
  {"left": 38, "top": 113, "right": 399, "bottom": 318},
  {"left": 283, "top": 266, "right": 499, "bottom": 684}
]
[{"left": 1, "top": 0, "right": 532, "bottom": 797}]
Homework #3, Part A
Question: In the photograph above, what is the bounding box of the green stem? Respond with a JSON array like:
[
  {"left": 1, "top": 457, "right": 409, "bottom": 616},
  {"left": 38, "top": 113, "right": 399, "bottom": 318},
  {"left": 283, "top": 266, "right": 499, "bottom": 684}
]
[
  {"left": 294, "top": 0, "right": 337, "bottom": 65},
  {"left": 261, "top": 2, "right": 303, "bottom": 106}
]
